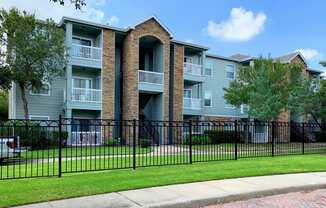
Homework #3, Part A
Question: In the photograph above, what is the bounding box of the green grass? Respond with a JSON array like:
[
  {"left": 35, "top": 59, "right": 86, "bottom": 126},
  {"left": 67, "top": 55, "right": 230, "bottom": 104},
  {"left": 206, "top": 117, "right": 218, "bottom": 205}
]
[
  {"left": 1, "top": 154, "right": 326, "bottom": 207},
  {"left": 22, "top": 146, "right": 151, "bottom": 159}
]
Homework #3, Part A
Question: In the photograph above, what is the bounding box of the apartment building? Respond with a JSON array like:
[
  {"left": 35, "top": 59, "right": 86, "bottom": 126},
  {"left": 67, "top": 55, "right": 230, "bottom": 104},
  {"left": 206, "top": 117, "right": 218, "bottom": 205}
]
[{"left": 8, "top": 16, "right": 323, "bottom": 143}]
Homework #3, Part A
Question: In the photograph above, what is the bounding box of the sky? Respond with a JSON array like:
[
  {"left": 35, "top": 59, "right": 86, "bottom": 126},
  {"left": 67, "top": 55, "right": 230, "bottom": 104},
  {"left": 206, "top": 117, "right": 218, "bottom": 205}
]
[{"left": 1, "top": 0, "right": 326, "bottom": 74}]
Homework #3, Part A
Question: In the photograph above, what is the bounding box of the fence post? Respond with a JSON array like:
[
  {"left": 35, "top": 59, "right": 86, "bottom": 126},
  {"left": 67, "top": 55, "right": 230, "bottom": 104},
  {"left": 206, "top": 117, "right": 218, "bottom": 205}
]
[
  {"left": 58, "top": 115, "right": 62, "bottom": 178},
  {"left": 271, "top": 121, "right": 275, "bottom": 157},
  {"left": 234, "top": 120, "right": 238, "bottom": 160},
  {"left": 302, "top": 122, "right": 305, "bottom": 155},
  {"left": 189, "top": 120, "right": 192, "bottom": 164},
  {"left": 132, "top": 119, "right": 136, "bottom": 170}
]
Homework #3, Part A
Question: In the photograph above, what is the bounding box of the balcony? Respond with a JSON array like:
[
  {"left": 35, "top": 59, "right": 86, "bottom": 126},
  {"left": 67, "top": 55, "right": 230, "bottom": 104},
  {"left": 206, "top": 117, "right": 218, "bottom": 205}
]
[
  {"left": 183, "top": 62, "right": 205, "bottom": 82},
  {"left": 70, "top": 44, "right": 102, "bottom": 68},
  {"left": 69, "top": 88, "right": 102, "bottom": 110},
  {"left": 72, "top": 88, "right": 102, "bottom": 103},
  {"left": 184, "top": 98, "right": 201, "bottom": 110},
  {"left": 138, "top": 70, "right": 164, "bottom": 93}
]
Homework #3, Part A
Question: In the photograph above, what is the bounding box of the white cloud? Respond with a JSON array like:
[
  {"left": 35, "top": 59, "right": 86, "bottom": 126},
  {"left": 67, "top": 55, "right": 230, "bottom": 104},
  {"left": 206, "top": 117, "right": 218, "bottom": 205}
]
[
  {"left": 295, "top": 48, "right": 320, "bottom": 60},
  {"left": 107, "top": 15, "right": 119, "bottom": 26},
  {"left": 87, "top": 8, "right": 105, "bottom": 23},
  {"left": 207, "top": 7, "right": 267, "bottom": 42},
  {"left": 0, "top": 0, "right": 109, "bottom": 23}
]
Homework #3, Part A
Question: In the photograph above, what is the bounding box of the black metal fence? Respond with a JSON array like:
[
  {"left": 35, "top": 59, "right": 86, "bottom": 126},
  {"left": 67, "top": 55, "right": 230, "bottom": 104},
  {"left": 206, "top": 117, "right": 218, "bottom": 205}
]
[{"left": 0, "top": 117, "right": 325, "bottom": 180}]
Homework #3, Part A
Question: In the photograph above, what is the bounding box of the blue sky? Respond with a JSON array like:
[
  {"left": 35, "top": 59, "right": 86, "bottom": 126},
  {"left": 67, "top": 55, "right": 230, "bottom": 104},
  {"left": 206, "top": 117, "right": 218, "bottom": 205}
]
[{"left": 2, "top": 0, "right": 326, "bottom": 73}]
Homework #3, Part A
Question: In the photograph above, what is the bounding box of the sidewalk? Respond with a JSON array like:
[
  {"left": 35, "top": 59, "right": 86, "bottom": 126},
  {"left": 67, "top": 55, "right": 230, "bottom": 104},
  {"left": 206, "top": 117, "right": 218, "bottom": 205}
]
[{"left": 15, "top": 172, "right": 326, "bottom": 208}]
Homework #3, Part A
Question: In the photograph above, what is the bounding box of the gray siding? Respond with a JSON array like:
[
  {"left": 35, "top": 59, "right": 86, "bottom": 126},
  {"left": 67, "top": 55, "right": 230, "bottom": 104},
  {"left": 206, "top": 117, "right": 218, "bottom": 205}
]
[
  {"left": 15, "top": 78, "right": 65, "bottom": 120},
  {"left": 201, "top": 56, "right": 242, "bottom": 117}
]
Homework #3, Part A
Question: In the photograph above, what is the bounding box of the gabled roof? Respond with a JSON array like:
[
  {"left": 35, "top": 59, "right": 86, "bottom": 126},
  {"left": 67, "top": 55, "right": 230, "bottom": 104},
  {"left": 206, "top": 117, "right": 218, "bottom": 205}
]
[
  {"left": 206, "top": 53, "right": 240, "bottom": 62},
  {"left": 230, "top": 54, "right": 253, "bottom": 62},
  {"left": 129, "top": 15, "right": 173, "bottom": 38},
  {"left": 273, "top": 52, "right": 308, "bottom": 65},
  {"left": 171, "top": 40, "right": 209, "bottom": 50},
  {"left": 59, "top": 16, "right": 128, "bottom": 33},
  {"left": 307, "top": 68, "right": 325, "bottom": 74}
]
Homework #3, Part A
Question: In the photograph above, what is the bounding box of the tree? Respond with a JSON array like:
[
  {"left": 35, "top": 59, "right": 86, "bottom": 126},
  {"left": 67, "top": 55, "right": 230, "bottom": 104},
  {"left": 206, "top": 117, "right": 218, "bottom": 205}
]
[
  {"left": 0, "top": 8, "right": 67, "bottom": 119},
  {"left": 0, "top": 90, "right": 8, "bottom": 119},
  {"left": 224, "top": 58, "right": 305, "bottom": 121},
  {"left": 50, "top": 0, "right": 86, "bottom": 9}
]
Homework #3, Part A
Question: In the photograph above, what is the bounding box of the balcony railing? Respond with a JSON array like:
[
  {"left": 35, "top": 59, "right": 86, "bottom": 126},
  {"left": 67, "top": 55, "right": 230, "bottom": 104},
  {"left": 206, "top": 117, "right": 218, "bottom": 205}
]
[
  {"left": 71, "top": 44, "right": 102, "bottom": 60},
  {"left": 72, "top": 88, "right": 102, "bottom": 103},
  {"left": 184, "top": 98, "right": 201, "bottom": 110},
  {"left": 139, "top": 70, "right": 163, "bottom": 85},
  {"left": 69, "top": 132, "right": 103, "bottom": 146},
  {"left": 184, "top": 62, "right": 203, "bottom": 76}
]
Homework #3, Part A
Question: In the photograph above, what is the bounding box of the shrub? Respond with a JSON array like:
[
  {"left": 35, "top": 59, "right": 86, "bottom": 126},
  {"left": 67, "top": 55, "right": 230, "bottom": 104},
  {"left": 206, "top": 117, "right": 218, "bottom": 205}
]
[
  {"left": 315, "top": 132, "right": 326, "bottom": 142},
  {"left": 105, "top": 138, "right": 120, "bottom": 146},
  {"left": 1, "top": 121, "right": 68, "bottom": 149},
  {"left": 139, "top": 138, "right": 151, "bottom": 148},
  {"left": 203, "top": 130, "right": 249, "bottom": 144},
  {"left": 184, "top": 135, "right": 212, "bottom": 145}
]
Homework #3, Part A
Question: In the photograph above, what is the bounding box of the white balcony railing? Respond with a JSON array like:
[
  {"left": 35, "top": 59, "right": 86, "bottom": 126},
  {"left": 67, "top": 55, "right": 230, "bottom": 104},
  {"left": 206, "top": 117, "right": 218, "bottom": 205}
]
[
  {"left": 71, "top": 44, "right": 102, "bottom": 60},
  {"left": 69, "top": 132, "right": 103, "bottom": 146},
  {"left": 72, "top": 88, "right": 102, "bottom": 103},
  {"left": 139, "top": 70, "right": 163, "bottom": 85},
  {"left": 184, "top": 62, "right": 203, "bottom": 76},
  {"left": 184, "top": 98, "right": 201, "bottom": 110}
]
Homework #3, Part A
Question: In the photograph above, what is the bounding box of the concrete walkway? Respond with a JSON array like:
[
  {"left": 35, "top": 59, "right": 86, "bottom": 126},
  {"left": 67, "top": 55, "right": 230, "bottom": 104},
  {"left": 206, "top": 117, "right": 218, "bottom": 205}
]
[{"left": 15, "top": 172, "right": 326, "bottom": 208}]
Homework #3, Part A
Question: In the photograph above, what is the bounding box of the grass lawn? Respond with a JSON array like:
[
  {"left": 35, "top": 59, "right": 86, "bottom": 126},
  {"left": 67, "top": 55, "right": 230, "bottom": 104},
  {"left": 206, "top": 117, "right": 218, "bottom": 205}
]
[
  {"left": 1, "top": 154, "right": 326, "bottom": 207},
  {"left": 22, "top": 146, "right": 151, "bottom": 159}
]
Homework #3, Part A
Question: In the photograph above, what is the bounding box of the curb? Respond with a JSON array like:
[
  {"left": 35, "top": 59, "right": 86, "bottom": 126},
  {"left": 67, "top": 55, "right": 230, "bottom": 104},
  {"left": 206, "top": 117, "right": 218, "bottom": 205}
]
[{"left": 148, "top": 184, "right": 326, "bottom": 208}]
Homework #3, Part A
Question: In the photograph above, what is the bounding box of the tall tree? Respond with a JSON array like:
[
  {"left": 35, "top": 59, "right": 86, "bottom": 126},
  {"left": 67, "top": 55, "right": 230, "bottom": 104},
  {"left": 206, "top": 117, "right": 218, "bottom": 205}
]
[
  {"left": 224, "top": 58, "right": 306, "bottom": 121},
  {"left": 0, "top": 8, "right": 67, "bottom": 119},
  {"left": 50, "top": 0, "right": 86, "bottom": 9},
  {"left": 0, "top": 90, "right": 8, "bottom": 119}
]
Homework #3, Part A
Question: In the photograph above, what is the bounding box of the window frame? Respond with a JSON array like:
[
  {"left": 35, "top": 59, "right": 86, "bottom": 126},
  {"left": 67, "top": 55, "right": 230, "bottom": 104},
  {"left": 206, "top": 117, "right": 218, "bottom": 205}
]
[
  {"left": 72, "top": 35, "right": 93, "bottom": 47},
  {"left": 183, "top": 88, "right": 192, "bottom": 98},
  {"left": 29, "top": 82, "right": 51, "bottom": 96},
  {"left": 225, "top": 64, "right": 236, "bottom": 80},
  {"left": 204, "top": 65, "right": 213, "bottom": 77},
  {"left": 204, "top": 91, "right": 213, "bottom": 107},
  {"left": 72, "top": 76, "right": 93, "bottom": 89},
  {"left": 29, "top": 115, "right": 50, "bottom": 120}
]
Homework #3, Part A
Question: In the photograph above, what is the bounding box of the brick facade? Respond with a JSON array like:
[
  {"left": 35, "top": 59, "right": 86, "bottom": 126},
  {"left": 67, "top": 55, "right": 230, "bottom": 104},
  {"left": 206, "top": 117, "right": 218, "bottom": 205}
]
[
  {"left": 172, "top": 44, "right": 184, "bottom": 122},
  {"left": 102, "top": 29, "right": 115, "bottom": 120},
  {"left": 122, "top": 18, "right": 171, "bottom": 121}
]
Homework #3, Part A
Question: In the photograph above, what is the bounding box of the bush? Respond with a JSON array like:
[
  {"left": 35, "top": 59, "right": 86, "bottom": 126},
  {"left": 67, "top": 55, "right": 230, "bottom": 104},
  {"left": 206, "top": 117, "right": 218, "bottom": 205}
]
[
  {"left": 184, "top": 135, "right": 211, "bottom": 145},
  {"left": 105, "top": 138, "right": 120, "bottom": 146},
  {"left": 1, "top": 121, "right": 68, "bottom": 149},
  {"left": 203, "top": 130, "right": 249, "bottom": 144},
  {"left": 139, "top": 138, "right": 151, "bottom": 148},
  {"left": 315, "top": 132, "right": 326, "bottom": 142}
]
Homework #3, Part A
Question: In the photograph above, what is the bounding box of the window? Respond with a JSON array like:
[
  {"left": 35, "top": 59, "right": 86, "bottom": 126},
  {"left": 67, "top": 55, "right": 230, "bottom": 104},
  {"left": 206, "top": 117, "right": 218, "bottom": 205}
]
[
  {"left": 30, "top": 83, "right": 50, "bottom": 96},
  {"left": 225, "top": 64, "right": 235, "bottom": 79},
  {"left": 29, "top": 115, "right": 50, "bottom": 120},
  {"left": 204, "top": 91, "right": 212, "bottom": 107},
  {"left": 184, "top": 56, "right": 193, "bottom": 63},
  {"left": 72, "top": 36, "right": 92, "bottom": 46},
  {"left": 204, "top": 66, "right": 213, "bottom": 76},
  {"left": 184, "top": 89, "right": 192, "bottom": 98},
  {"left": 73, "top": 77, "right": 92, "bottom": 89}
]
